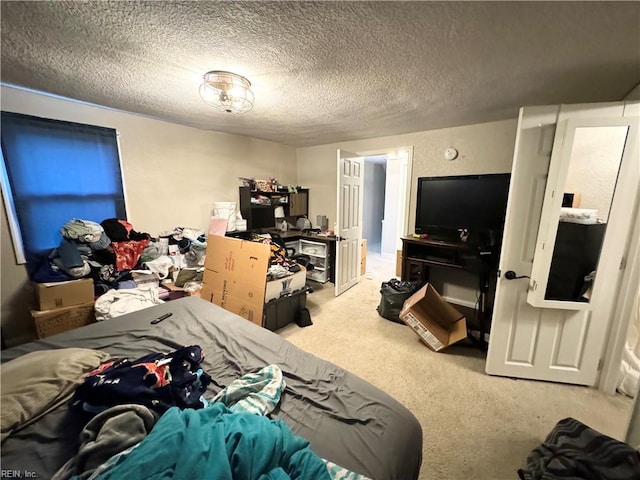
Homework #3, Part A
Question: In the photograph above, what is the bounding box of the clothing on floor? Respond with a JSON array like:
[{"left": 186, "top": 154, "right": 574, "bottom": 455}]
[
  {"left": 111, "top": 239, "right": 150, "bottom": 271},
  {"left": 142, "top": 256, "right": 174, "bottom": 280},
  {"left": 518, "top": 417, "right": 640, "bottom": 480},
  {"left": 101, "top": 219, "right": 149, "bottom": 243}
]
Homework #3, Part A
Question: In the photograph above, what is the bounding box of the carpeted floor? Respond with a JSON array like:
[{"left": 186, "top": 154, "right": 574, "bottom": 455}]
[{"left": 278, "top": 266, "right": 633, "bottom": 480}]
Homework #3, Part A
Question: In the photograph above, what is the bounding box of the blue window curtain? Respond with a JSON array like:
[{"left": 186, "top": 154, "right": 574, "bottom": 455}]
[{"left": 1, "top": 112, "right": 126, "bottom": 262}]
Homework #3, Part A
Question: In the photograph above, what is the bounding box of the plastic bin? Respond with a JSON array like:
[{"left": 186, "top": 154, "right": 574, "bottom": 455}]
[{"left": 263, "top": 286, "right": 312, "bottom": 331}]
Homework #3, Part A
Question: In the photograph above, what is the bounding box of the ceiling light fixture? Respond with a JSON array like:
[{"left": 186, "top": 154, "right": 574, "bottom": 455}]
[{"left": 199, "top": 70, "right": 254, "bottom": 114}]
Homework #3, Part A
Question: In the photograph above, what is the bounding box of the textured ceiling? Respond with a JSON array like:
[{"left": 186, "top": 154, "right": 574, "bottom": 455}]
[{"left": 2, "top": 1, "right": 639, "bottom": 147}]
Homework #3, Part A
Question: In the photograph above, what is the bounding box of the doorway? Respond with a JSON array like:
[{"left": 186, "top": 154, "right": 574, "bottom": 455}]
[{"left": 361, "top": 147, "right": 413, "bottom": 281}]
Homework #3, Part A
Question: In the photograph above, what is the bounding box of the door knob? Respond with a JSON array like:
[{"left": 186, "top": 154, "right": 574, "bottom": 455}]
[{"left": 504, "top": 270, "right": 530, "bottom": 280}]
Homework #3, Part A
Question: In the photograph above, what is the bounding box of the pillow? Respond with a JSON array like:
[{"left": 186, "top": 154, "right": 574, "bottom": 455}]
[{"left": 1, "top": 347, "right": 110, "bottom": 442}]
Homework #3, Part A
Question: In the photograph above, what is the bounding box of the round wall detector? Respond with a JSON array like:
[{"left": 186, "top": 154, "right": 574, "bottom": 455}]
[{"left": 444, "top": 148, "right": 458, "bottom": 161}]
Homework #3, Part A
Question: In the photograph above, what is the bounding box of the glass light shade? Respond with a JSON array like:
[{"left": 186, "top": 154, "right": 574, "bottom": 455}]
[{"left": 199, "top": 71, "right": 254, "bottom": 114}]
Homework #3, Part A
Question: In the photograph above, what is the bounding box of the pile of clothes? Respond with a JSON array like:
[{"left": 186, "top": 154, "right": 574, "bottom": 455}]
[
  {"left": 30, "top": 218, "right": 153, "bottom": 294},
  {"left": 50, "top": 346, "right": 365, "bottom": 480},
  {"left": 29, "top": 219, "right": 208, "bottom": 318},
  {"left": 249, "top": 232, "right": 303, "bottom": 281},
  {"left": 2, "top": 343, "right": 368, "bottom": 480}
]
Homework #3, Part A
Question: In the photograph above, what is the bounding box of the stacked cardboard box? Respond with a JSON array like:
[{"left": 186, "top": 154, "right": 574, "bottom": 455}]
[{"left": 31, "top": 278, "right": 96, "bottom": 338}]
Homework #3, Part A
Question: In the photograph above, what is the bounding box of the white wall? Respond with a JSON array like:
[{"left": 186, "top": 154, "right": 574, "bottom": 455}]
[
  {"left": 1, "top": 85, "right": 297, "bottom": 346},
  {"left": 296, "top": 119, "right": 518, "bottom": 235},
  {"left": 565, "top": 126, "right": 628, "bottom": 222},
  {"left": 297, "top": 119, "right": 517, "bottom": 306},
  {"left": 1, "top": 86, "right": 297, "bottom": 235}
]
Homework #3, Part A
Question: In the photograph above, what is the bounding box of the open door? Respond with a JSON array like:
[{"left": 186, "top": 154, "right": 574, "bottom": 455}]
[
  {"left": 335, "top": 149, "right": 364, "bottom": 296},
  {"left": 486, "top": 103, "right": 639, "bottom": 385}
]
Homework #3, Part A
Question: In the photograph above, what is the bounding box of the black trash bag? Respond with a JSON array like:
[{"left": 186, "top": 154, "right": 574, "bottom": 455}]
[{"left": 377, "top": 279, "right": 424, "bottom": 324}]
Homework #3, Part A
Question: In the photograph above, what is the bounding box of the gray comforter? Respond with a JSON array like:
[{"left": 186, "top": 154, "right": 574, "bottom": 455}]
[{"left": 1, "top": 297, "right": 422, "bottom": 480}]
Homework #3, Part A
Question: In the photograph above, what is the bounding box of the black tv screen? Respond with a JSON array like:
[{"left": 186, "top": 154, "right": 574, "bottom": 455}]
[{"left": 415, "top": 174, "right": 511, "bottom": 236}]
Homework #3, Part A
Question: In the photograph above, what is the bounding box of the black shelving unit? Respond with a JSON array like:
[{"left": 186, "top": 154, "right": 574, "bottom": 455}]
[
  {"left": 400, "top": 236, "right": 499, "bottom": 348},
  {"left": 239, "top": 186, "right": 309, "bottom": 231}
]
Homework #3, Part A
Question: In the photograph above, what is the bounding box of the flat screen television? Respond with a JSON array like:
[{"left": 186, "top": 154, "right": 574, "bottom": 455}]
[{"left": 415, "top": 173, "right": 511, "bottom": 241}]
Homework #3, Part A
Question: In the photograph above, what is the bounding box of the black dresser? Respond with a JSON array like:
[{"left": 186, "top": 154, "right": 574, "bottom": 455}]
[{"left": 545, "top": 222, "right": 606, "bottom": 301}]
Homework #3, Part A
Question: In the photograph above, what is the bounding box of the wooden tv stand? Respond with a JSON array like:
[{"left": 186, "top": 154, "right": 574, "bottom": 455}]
[{"left": 400, "top": 236, "right": 499, "bottom": 347}]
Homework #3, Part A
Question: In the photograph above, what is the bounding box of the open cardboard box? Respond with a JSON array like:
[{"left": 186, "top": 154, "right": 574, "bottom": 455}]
[
  {"left": 201, "top": 235, "right": 305, "bottom": 327},
  {"left": 399, "top": 283, "right": 467, "bottom": 352}
]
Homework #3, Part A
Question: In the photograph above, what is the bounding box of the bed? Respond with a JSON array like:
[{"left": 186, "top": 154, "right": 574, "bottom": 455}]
[{"left": 1, "top": 296, "right": 423, "bottom": 479}]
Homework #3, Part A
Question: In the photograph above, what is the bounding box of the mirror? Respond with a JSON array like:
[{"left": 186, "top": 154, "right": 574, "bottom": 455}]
[
  {"left": 528, "top": 116, "right": 637, "bottom": 310},
  {"left": 544, "top": 125, "right": 627, "bottom": 302}
]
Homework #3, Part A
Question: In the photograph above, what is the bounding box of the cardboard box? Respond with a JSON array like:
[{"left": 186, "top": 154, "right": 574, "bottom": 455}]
[
  {"left": 361, "top": 239, "right": 367, "bottom": 275},
  {"left": 202, "top": 235, "right": 310, "bottom": 327},
  {"left": 201, "top": 235, "right": 271, "bottom": 326},
  {"left": 31, "top": 301, "right": 96, "bottom": 339},
  {"left": 396, "top": 250, "right": 403, "bottom": 277},
  {"left": 399, "top": 283, "right": 467, "bottom": 352},
  {"left": 34, "top": 278, "right": 94, "bottom": 311}
]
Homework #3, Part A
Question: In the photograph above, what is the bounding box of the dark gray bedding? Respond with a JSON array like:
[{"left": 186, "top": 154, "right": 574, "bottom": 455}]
[{"left": 1, "top": 296, "right": 422, "bottom": 480}]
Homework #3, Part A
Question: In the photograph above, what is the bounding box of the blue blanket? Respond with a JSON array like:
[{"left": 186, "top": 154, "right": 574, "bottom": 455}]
[{"left": 92, "top": 402, "right": 332, "bottom": 480}]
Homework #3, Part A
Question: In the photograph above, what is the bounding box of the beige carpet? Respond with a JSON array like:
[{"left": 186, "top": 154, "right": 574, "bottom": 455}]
[{"left": 279, "top": 271, "right": 633, "bottom": 480}]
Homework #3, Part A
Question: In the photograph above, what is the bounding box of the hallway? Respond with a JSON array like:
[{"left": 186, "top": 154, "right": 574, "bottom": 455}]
[{"left": 364, "top": 245, "right": 397, "bottom": 281}]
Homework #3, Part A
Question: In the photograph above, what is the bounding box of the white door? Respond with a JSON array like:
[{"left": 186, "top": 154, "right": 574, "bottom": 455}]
[
  {"left": 335, "top": 149, "right": 364, "bottom": 296},
  {"left": 486, "top": 103, "right": 639, "bottom": 385}
]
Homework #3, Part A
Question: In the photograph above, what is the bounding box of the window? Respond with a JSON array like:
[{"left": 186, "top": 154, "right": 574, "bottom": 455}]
[{"left": 1, "top": 112, "right": 127, "bottom": 264}]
